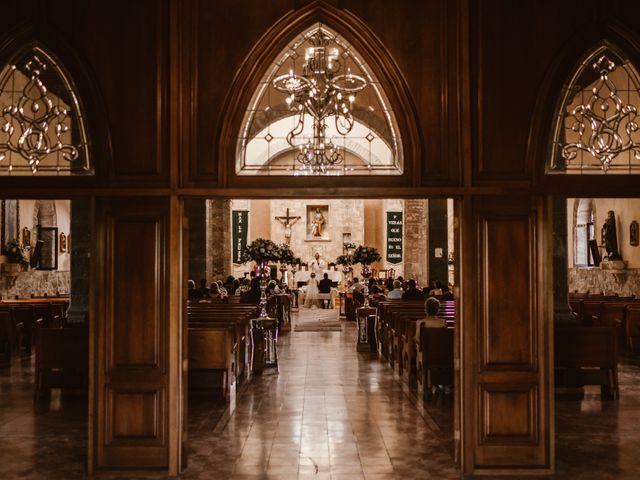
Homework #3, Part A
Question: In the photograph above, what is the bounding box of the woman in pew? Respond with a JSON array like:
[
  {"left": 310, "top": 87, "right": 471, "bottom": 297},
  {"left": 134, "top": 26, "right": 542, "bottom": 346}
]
[{"left": 414, "top": 298, "right": 447, "bottom": 349}]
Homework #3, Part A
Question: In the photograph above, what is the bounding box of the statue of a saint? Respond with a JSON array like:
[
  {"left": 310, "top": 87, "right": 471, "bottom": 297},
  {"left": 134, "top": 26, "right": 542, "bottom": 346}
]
[
  {"left": 311, "top": 208, "right": 325, "bottom": 237},
  {"left": 601, "top": 210, "right": 622, "bottom": 261}
]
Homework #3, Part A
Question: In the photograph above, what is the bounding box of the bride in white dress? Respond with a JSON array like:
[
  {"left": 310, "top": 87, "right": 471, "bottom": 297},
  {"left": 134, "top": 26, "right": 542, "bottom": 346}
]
[{"left": 304, "top": 272, "right": 319, "bottom": 308}]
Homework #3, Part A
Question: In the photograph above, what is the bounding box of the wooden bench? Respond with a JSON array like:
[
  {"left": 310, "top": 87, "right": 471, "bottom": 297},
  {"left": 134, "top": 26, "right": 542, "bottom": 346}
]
[
  {"left": 188, "top": 325, "right": 235, "bottom": 399},
  {"left": 555, "top": 325, "right": 619, "bottom": 400},
  {"left": 34, "top": 326, "right": 88, "bottom": 401},
  {"left": 187, "top": 302, "right": 259, "bottom": 397},
  {"left": 419, "top": 326, "right": 454, "bottom": 399}
]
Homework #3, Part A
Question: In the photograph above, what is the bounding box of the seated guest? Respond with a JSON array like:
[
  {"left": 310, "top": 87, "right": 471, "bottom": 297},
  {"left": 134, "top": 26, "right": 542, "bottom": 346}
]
[
  {"left": 235, "top": 278, "right": 251, "bottom": 296},
  {"left": 188, "top": 279, "right": 200, "bottom": 300},
  {"left": 402, "top": 279, "right": 424, "bottom": 300},
  {"left": 426, "top": 279, "right": 443, "bottom": 297},
  {"left": 318, "top": 273, "right": 333, "bottom": 308},
  {"left": 370, "top": 284, "right": 386, "bottom": 303},
  {"left": 441, "top": 282, "right": 454, "bottom": 300},
  {"left": 385, "top": 277, "right": 395, "bottom": 292},
  {"left": 228, "top": 278, "right": 240, "bottom": 295},
  {"left": 209, "top": 282, "right": 228, "bottom": 301},
  {"left": 387, "top": 280, "right": 403, "bottom": 299},
  {"left": 267, "top": 280, "right": 281, "bottom": 295},
  {"left": 413, "top": 297, "right": 447, "bottom": 353},
  {"left": 241, "top": 278, "right": 261, "bottom": 304},
  {"left": 223, "top": 275, "right": 235, "bottom": 291},
  {"left": 197, "top": 278, "right": 210, "bottom": 298},
  {"left": 351, "top": 277, "right": 365, "bottom": 293},
  {"left": 216, "top": 280, "right": 228, "bottom": 295}
]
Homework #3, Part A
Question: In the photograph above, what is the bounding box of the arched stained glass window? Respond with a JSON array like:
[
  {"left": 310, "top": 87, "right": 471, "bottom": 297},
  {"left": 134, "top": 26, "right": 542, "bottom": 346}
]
[
  {"left": 0, "top": 44, "right": 91, "bottom": 176},
  {"left": 549, "top": 45, "right": 640, "bottom": 174},
  {"left": 236, "top": 23, "right": 403, "bottom": 176}
]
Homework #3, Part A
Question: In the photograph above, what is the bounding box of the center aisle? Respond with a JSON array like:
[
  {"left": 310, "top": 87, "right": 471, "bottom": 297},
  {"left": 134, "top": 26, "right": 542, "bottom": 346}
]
[{"left": 183, "top": 308, "right": 460, "bottom": 479}]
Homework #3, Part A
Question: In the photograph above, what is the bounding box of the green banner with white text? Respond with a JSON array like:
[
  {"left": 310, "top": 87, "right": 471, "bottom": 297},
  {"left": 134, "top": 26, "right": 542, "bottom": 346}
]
[
  {"left": 232, "top": 210, "right": 248, "bottom": 264},
  {"left": 386, "top": 211, "right": 403, "bottom": 264}
]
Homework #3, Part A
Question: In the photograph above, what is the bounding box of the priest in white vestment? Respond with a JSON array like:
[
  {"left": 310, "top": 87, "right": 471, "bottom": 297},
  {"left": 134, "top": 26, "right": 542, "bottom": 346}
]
[{"left": 309, "top": 252, "right": 326, "bottom": 277}]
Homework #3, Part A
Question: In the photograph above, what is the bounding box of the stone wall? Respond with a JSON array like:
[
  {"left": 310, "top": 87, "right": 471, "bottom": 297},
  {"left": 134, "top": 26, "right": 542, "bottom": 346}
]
[
  {"left": 0, "top": 270, "right": 70, "bottom": 300},
  {"left": 569, "top": 267, "right": 640, "bottom": 297},
  {"left": 270, "top": 198, "right": 365, "bottom": 267},
  {"left": 206, "top": 199, "right": 232, "bottom": 282},
  {"left": 404, "top": 199, "right": 428, "bottom": 285}
]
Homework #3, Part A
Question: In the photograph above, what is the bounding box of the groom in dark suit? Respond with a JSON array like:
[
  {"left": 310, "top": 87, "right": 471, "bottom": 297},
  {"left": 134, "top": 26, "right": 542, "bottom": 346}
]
[{"left": 318, "top": 273, "right": 333, "bottom": 308}]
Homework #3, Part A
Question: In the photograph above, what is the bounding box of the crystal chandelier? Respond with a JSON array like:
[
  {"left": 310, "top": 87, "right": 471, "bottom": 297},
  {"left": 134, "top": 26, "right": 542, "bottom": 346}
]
[{"left": 272, "top": 30, "right": 367, "bottom": 174}]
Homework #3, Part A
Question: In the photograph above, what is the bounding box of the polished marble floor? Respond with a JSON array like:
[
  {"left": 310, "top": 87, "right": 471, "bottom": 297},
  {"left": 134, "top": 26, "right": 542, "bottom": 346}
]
[{"left": 3, "top": 310, "right": 640, "bottom": 478}]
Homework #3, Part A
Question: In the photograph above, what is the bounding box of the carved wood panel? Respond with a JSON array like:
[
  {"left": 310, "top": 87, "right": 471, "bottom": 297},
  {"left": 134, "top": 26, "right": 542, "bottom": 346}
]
[
  {"left": 96, "top": 198, "right": 169, "bottom": 469},
  {"left": 463, "top": 196, "right": 551, "bottom": 473}
]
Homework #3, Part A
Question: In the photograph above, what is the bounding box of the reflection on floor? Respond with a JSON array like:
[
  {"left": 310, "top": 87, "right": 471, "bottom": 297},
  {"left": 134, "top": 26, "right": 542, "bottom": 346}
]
[
  {"left": 181, "top": 308, "right": 458, "bottom": 479},
  {"left": 0, "top": 356, "right": 86, "bottom": 480},
  {"left": 4, "top": 309, "right": 640, "bottom": 478}
]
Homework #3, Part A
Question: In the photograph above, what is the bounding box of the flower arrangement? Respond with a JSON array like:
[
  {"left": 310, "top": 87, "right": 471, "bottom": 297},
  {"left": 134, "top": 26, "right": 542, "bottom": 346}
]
[
  {"left": 278, "top": 244, "right": 297, "bottom": 265},
  {"left": 4, "top": 240, "right": 28, "bottom": 264},
  {"left": 343, "top": 242, "right": 356, "bottom": 251},
  {"left": 241, "top": 238, "right": 281, "bottom": 264},
  {"left": 351, "top": 245, "right": 381, "bottom": 265},
  {"left": 335, "top": 254, "right": 353, "bottom": 266}
]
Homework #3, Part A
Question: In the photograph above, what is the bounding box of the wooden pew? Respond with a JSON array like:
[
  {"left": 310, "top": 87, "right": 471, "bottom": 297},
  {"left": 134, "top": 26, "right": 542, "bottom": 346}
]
[
  {"left": 626, "top": 305, "right": 640, "bottom": 354},
  {"left": 34, "top": 327, "right": 88, "bottom": 401},
  {"left": 555, "top": 325, "right": 618, "bottom": 400},
  {"left": 187, "top": 302, "right": 259, "bottom": 396},
  {"left": 419, "top": 326, "right": 454, "bottom": 399},
  {"left": 376, "top": 300, "right": 424, "bottom": 364},
  {"left": 10, "top": 306, "right": 35, "bottom": 357},
  {"left": 0, "top": 310, "right": 10, "bottom": 368},
  {"left": 188, "top": 325, "right": 235, "bottom": 399}
]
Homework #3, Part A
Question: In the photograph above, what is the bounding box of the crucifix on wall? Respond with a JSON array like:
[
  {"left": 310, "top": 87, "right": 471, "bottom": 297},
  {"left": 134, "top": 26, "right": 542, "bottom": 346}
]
[{"left": 275, "top": 208, "right": 301, "bottom": 244}]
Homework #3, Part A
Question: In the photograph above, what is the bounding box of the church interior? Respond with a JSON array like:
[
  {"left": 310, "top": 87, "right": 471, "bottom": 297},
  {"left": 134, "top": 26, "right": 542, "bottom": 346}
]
[{"left": 2, "top": 1, "right": 640, "bottom": 478}]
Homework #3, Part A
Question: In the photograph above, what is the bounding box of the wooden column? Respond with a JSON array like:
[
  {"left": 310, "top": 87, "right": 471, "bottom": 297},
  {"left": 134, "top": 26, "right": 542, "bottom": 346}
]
[
  {"left": 93, "top": 197, "right": 183, "bottom": 473},
  {"left": 553, "top": 197, "right": 576, "bottom": 324},
  {"left": 428, "top": 199, "right": 449, "bottom": 286},
  {"left": 461, "top": 195, "right": 553, "bottom": 475},
  {"left": 185, "top": 199, "right": 207, "bottom": 283}
]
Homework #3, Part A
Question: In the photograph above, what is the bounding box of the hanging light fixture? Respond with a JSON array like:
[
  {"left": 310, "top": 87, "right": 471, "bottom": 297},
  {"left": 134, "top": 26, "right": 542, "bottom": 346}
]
[{"left": 272, "top": 30, "right": 367, "bottom": 174}]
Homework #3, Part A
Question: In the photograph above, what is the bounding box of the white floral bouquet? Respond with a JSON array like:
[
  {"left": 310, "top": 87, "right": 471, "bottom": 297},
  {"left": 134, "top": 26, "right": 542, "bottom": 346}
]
[
  {"left": 351, "top": 245, "right": 381, "bottom": 265},
  {"left": 241, "top": 238, "right": 281, "bottom": 264}
]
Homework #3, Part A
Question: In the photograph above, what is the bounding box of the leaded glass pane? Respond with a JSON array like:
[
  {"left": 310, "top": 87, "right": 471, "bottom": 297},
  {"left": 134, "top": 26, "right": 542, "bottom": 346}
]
[
  {"left": 236, "top": 24, "right": 403, "bottom": 176},
  {"left": 550, "top": 46, "right": 640, "bottom": 174},
  {"left": 0, "top": 44, "right": 91, "bottom": 176}
]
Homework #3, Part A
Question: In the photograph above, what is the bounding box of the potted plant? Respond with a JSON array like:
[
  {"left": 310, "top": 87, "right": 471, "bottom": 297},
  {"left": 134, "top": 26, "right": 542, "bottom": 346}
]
[{"left": 1, "top": 240, "right": 28, "bottom": 274}]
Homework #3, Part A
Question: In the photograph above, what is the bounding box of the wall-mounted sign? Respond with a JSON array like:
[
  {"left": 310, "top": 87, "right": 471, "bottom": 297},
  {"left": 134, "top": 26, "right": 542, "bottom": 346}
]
[
  {"left": 232, "top": 210, "right": 248, "bottom": 264},
  {"left": 386, "top": 211, "right": 403, "bottom": 264}
]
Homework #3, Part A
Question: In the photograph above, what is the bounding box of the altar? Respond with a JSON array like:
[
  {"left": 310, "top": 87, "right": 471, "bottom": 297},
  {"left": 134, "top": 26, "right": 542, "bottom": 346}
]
[
  {"left": 297, "top": 286, "right": 339, "bottom": 308},
  {"left": 294, "top": 269, "right": 342, "bottom": 283}
]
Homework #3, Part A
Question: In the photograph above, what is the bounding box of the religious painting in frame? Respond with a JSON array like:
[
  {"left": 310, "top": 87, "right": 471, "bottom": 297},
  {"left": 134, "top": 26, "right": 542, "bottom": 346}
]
[
  {"left": 306, "top": 205, "right": 329, "bottom": 241},
  {"left": 1, "top": 199, "right": 19, "bottom": 253},
  {"left": 631, "top": 221, "right": 639, "bottom": 247}
]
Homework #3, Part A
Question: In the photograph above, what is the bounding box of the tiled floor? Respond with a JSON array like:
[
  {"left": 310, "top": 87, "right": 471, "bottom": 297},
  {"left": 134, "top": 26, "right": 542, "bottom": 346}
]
[
  {"left": 181, "top": 308, "right": 458, "bottom": 479},
  {"left": 4, "top": 309, "right": 640, "bottom": 478}
]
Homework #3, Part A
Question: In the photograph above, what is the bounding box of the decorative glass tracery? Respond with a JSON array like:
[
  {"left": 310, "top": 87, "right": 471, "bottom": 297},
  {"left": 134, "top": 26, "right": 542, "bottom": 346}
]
[
  {"left": 0, "top": 45, "right": 91, "bottom": 176},
  {"left": 236, "top": 23, "right": 403, "bottom": 176},
  {"left": 550, "top": 46, "right": 640, "bottom": 174}
]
